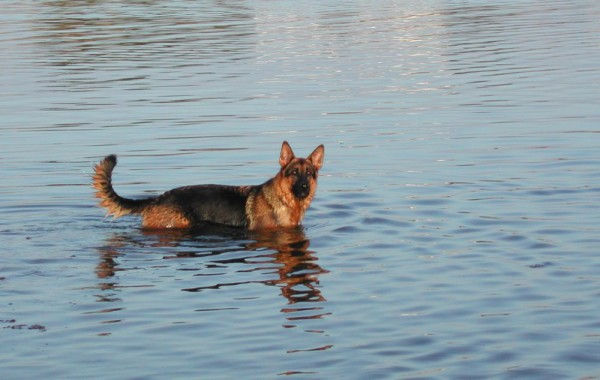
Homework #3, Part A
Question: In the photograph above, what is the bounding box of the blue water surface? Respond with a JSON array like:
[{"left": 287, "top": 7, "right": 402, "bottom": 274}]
[{"left": 1, "top": 1, "right": 599, "bottom": 378}]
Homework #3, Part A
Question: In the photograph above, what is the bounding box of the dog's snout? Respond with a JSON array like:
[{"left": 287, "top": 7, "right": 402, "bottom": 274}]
[{"left": 292, "top": 176, "right": 311, "bottom": 200}]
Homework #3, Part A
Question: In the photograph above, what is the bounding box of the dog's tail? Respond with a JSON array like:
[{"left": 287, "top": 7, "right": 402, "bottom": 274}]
[{"left": 92, "top": 155, "right": 153, "bottom": 218}]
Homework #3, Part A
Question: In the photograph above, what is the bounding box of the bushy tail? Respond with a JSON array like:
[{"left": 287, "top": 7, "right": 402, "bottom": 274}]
[{"left": 92, "top": 155, "right": 152, "bottom": 218}]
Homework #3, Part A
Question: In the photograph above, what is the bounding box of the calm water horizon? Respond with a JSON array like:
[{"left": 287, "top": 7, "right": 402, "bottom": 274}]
[{"left": 1, "top": 1, "right": 599, "bottom": 378}]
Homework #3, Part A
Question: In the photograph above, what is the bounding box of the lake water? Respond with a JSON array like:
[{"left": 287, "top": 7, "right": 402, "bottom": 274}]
[{"left": 1, "top": 0, "right": 599, "bottom": 378}]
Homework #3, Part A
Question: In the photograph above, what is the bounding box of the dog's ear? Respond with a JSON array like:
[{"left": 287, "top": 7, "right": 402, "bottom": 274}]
[
  {"left": 279, "top": 141, "right": 295, "bottom": 168},
  {"left": 307, "top": 144, "right": 324, "bottom": 171}
]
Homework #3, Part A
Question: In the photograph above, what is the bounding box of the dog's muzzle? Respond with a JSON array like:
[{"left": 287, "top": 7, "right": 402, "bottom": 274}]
[{"left": 292, "top": 178, "right": 310, "bottom": 200}]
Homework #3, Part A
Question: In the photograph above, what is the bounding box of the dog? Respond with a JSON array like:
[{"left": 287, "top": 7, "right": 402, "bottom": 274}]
[{"left": 92, "top": 141, "right": 324, "bottom": 230}]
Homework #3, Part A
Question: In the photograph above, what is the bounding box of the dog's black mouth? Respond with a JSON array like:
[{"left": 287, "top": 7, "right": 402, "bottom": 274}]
[{"left": 292, "top": 181, "right": 310, "bottom": 200}]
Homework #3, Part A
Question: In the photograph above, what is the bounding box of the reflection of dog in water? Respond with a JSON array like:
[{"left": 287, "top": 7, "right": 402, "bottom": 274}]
[
  {"left": 92, "top": 141, "right": 324, "bottom": 230},
  {"left": 96, "top": 227, "right": 328, "bottom": 306},
  {"left": 248, "top": 228, "right": 328, "bottom": 304}
]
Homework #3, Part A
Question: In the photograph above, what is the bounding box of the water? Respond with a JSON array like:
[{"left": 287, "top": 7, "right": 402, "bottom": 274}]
[{"left": 1, "top": 0, "right": 599, "bottom": 378}]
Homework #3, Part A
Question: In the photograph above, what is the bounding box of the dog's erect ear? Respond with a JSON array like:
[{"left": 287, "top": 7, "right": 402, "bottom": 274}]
[
  {"left": 307, "top": 144, "right": 324, "bottom": 171},
  {"left": 279, "top": 141, "right": 295, "bottom": 168}
]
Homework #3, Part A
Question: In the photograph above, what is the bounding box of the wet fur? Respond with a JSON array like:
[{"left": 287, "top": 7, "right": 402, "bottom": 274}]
[{"left": 92, "top": 142, "right": 324, "bottom": 230}]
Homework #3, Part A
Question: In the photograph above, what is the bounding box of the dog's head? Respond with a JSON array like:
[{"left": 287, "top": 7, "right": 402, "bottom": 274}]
[{"left": 278, "top": 141, "right": 324, "bottom": 202}]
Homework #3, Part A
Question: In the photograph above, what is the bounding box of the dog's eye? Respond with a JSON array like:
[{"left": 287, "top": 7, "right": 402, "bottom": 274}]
[
  {"left": 292, "top": 168, "right": 299, "bottom": 175},
  {"left": 306, "top": 169, "right": 313, "bottom": 177}
]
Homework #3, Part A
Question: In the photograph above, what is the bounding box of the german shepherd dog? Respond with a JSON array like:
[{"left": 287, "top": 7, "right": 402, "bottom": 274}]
[{"left": 92, "top": 142, "right": 324, "bottom": 230}]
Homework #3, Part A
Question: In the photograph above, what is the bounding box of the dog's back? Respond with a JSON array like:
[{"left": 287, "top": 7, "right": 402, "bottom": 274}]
[{"left": 156, "top": 185, "right": 251, "bottom": 228}]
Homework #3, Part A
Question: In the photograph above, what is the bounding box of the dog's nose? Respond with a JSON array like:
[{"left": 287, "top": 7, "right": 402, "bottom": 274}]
[{"left": 301, "top": 183, "right": 308, "bottom": 189}]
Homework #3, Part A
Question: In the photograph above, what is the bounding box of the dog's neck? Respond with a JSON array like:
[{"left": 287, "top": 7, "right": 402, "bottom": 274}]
[{"left": 268, "top": 176, "right": 307, "bottom": 225}]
